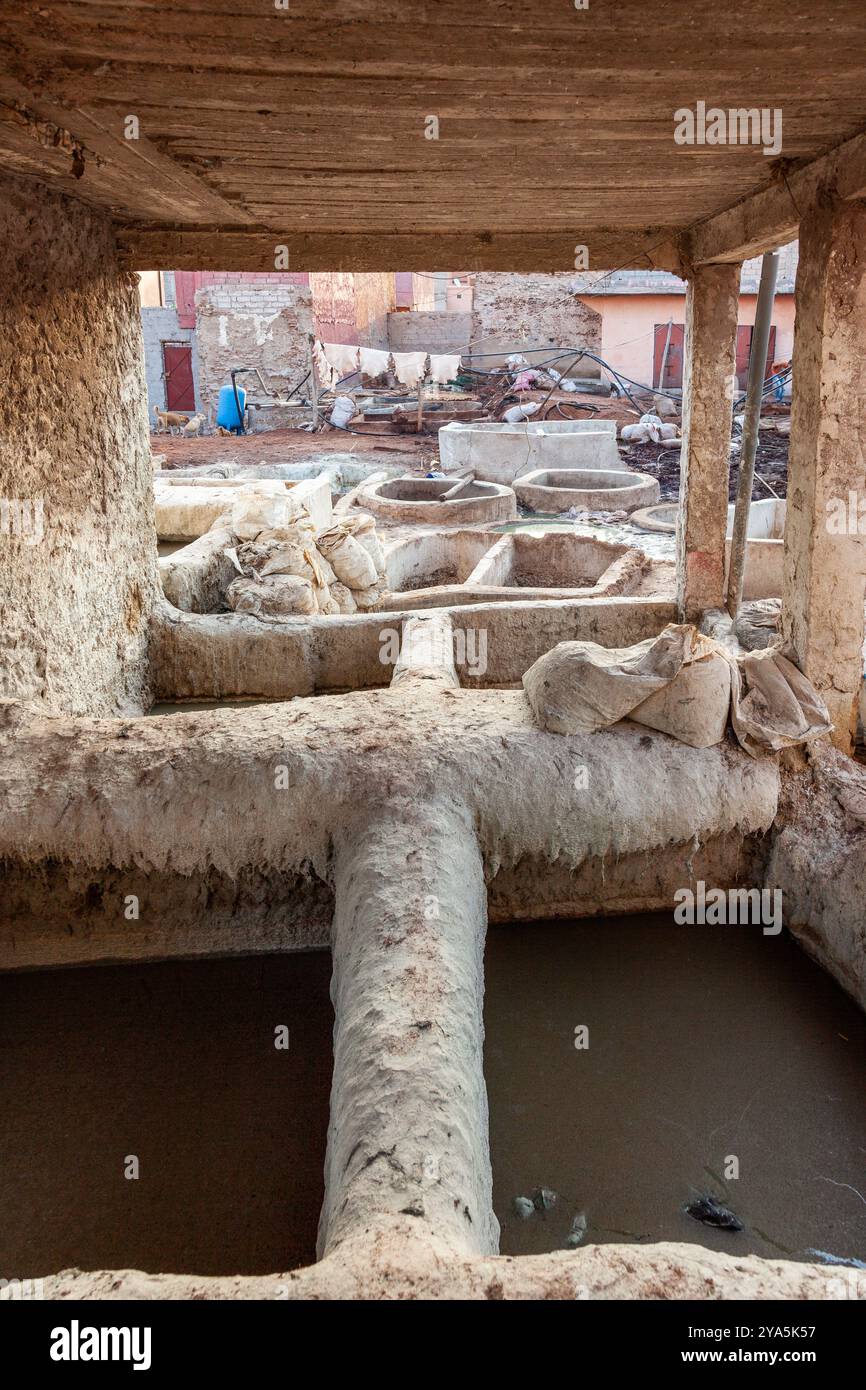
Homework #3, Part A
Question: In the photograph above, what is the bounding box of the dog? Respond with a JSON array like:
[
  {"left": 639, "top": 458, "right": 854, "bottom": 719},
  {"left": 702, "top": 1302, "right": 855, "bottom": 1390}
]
[
  {"left": 153, "top": 405, "right": 192, "bottom": 435},
  {"left": 180, "top": 413, "right": 205, "bottom": 437}
]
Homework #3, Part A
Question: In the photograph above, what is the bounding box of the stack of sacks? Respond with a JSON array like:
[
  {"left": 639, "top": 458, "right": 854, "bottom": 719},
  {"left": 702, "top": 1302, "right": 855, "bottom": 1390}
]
[
  {"left": 316, "top": 513, "right": 387, "bottom": 610},
  {"left": 621, "top": 412, "right": 679, "bottom": 444},
  {"left": 225, "top": 501, "right": 387, "bottom": 619}
]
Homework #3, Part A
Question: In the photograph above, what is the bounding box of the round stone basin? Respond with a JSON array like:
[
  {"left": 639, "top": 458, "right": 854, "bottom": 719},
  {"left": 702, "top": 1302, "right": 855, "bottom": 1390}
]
[
  {"left": 631, "top": 503, "right": 679, "bottom": 534},
  {"left": 357, "top": 476, "right": 517, "bottom": 525},
  {"left": 514, "top": 468, "right": 660, "bottom": 514},
  {"left": 632, "top": 498, "right": 786, "bottom": 598}
]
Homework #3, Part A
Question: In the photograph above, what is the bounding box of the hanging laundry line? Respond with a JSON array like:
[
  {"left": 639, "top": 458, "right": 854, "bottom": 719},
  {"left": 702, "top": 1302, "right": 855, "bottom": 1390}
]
[{"left": 314, "top": 340, "right": 463, "bottom": 391}]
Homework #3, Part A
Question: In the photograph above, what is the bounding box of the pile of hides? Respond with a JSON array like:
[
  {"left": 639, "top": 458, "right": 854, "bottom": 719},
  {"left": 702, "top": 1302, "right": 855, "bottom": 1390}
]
[
  {"left": 225, "top": 495, "right": 386, "bottom": 619},
  {"left": 522, "top": 622, "right": 832, "bottom": 755},
  {"left": 621, "top": 412, "right": 679, "bottom": 444}
]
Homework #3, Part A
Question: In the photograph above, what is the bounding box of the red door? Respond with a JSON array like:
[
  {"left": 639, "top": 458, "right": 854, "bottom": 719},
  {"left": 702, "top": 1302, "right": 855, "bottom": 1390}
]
[
  {"left": 163, "top": 343, "right": 196, "bottom": 412},
  {"left": 735, "top": 325, "right": 777, "bottom": 390},
  {"left": 653, "top": 323, "right": 685, "bottom": 390}
]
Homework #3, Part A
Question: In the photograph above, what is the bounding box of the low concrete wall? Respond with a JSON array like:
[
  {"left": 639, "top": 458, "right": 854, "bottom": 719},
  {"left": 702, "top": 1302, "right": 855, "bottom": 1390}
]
[
  {"left": 154, "top": 476, "right": 333, "bottom": 541},
  {"left": 148, "top": 596, "right": 680, "bottom": 699},
  {"left": 388, "top": 309, "right": 472, "bottom": 355},
  {"left": 439, "top": 419, "right": 624, "bottom": 483}
]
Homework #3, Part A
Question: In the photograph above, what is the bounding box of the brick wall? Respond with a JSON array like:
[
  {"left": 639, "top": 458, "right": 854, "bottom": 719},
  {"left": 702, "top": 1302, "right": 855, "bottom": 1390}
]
[{"left": 175, "top": 270, "right": 310, "bottom": 328}]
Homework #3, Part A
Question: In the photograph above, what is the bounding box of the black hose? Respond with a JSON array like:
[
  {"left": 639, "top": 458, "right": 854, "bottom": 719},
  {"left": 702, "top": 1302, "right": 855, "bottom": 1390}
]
[{"left": 229, "top": 371, "right": 246, "bottom": 436}]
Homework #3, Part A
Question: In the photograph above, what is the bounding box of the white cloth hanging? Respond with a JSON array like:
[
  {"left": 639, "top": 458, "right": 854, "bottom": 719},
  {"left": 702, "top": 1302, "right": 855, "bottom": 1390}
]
[
  {"left": 392, "top": 351, "right": 428, "bottom": 389},
  {"left": 428, "top": 353, "right": 461, "bottom": 385},
  {"left": 314, "top": 340, "right": 336, "bottom": 389},
  {"left": 359, "top": 347, "right": 391, "bottom": 379},
  {"left": 321, "top": 342, "right": 360, "bottom": 380}
]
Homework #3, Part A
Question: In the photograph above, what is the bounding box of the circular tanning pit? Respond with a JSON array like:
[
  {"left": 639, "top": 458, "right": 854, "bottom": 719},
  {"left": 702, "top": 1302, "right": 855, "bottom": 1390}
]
[
  {"left": 631, "top": 503, "right": 678, "bottom": 534},
  {"left": 514, "top": 468, "right": 660, "bottom": 515},
  {"left": 357, "top": 476, "right": 517, "bottom": 525}
]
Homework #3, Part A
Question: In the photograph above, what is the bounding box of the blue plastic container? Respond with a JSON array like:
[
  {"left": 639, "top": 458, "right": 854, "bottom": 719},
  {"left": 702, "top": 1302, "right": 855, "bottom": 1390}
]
[{"left": 216, "top": 382, "right": 246, "bottom": 432}]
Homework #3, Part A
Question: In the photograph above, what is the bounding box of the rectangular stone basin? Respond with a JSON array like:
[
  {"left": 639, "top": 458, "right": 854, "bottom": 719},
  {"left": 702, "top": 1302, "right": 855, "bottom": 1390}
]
[
  {"left": 485, "top": 914, "right": 866, "bottom": 1262},
  {"left": 463, "top": 530, "right": 645, "bottom": 597},
  {"left": 383, "top": 529, "right": 499, "bottom": 593}
]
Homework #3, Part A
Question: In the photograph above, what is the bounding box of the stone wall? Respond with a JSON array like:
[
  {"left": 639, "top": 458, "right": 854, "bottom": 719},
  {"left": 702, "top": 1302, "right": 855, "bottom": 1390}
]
[
  {"left": 194, "top": 282, "right": 314, "bottom": 423},
  {"left": 0, "top": 173, "right": 159, "bottom": 716},
  {"left": 411, "top": 272, "right": 437, "bottom": 311},
  {"left": 310, "top": 271, "right": 356, "bottom": 344},
  {"left": 388, "top": 310, "right": 473, "bottom": 354},
  {"left": 471, "top": 272, "right": 603, "bottom": 366}
]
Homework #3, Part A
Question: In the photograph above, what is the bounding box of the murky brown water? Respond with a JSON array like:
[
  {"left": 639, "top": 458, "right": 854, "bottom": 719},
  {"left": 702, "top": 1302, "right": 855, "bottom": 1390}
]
[
  {"left": 485, "top": 915, "right": 866, "bottom": 1264},
  {"left": 0, "top": 951, "right": 333, "bottom": 1278}
]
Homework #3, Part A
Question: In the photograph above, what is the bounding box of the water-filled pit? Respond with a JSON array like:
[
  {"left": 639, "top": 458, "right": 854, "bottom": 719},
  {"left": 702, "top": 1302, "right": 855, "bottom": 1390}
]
[
  {"left": 0, "top": 951, "right": 333, "bottom": 1278},
  {"left": 486, "top": 915, "right": 866, "bottom": 1264}
]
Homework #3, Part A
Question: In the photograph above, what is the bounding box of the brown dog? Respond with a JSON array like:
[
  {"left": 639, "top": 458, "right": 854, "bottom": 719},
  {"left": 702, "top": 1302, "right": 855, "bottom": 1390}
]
[{"left": 153, "top": 405, "right": 191, "bottom": 435}]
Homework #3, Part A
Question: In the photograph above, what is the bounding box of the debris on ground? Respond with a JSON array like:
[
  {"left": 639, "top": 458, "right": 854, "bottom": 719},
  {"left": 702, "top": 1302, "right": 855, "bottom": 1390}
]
[
  {"left": 532, "top": 1186, "right": 558, "bottom": 1212},
  {"left": 684, "top": 1194, "right": 744, "bottom": 1231},
  {"left": 565, "top": 1212, "right": 588, "bottom": 1247}
]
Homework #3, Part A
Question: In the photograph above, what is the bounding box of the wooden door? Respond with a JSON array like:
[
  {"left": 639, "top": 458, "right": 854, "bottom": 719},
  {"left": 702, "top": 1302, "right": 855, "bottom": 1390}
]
[
  {"left": 652, "top": 323, "right": 685, "bottom": 390},
  {"left": 163, "top": 343, "right": 196, "bottom": 412},
  {"left": 735, "top": 324, "right": 777, "bottom": 390}
]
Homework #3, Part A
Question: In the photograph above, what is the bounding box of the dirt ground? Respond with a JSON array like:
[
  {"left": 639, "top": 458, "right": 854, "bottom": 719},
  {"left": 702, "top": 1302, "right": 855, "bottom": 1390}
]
[{"left": 153, "top": 426, "right": 437, "bottom": 472}]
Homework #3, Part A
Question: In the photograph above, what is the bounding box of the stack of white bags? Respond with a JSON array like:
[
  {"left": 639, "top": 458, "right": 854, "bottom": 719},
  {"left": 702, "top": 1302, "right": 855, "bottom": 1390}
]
[{"left": 224, "top": 490, "right": 386, "bottom": 618}]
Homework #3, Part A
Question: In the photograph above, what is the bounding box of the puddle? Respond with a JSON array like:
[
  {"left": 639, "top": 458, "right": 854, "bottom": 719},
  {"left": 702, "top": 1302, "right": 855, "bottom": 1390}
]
[
  {"left": 485, "top": 914, "right": 866, "bottom": 1263},
  {"left": 157, "top": 541, "right": 189, "bottom": 558},
  {"left": 0, "top": 951, "right": 333, "bottom": 1277}
]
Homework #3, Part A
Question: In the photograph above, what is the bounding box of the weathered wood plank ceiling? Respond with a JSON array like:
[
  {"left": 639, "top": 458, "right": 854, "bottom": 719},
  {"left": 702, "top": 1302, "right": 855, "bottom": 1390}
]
[{"left": 1, "top": 0, "right": 865, "bottom": 268}]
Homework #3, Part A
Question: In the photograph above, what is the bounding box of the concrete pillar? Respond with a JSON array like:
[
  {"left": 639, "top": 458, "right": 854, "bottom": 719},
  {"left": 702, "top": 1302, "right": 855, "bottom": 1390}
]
[
  {"left": 0, "top": 173, "right": 159, "bottom": 716},
  {"left": 676, "top": 263, "right": 741, "bottom": 620},
  {"left": 318, "top": 799, "right": 497, "bottom": 1259},
  {"left": 782, "top": 200, "right": 866, "bottom": 753}
]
